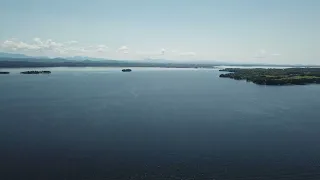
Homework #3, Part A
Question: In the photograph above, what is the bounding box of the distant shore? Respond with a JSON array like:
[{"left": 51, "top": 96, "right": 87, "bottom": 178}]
[
  {"left": 0, "top": 59, "right": 215, "bottom": 69},
  {"left": 1, "top": 57, "right": 319, "bottom": 69}
]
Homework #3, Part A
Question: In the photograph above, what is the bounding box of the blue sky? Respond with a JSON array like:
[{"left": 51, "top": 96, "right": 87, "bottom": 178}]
[{"left": 1, "top": 0, "right": 319, "bottom": 64}]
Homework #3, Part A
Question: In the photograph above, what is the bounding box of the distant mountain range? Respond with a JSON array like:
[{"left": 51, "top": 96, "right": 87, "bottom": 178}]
[
  {"left": 0, "top": 52, "right": 110, "bottom": 61},
  {"left": 0, "top": 52, "right": 219, "bottom": 68},
  {"left": 0, "top": 52, "right": 318, "bottom": 68},
  {"left": 0, "top": 52, "right": 221, "bottom": 65},
  {"left": 0, "top": 52, "right": 243, "bottom": 66},
  {"left": 67, "top": 56, "right": 114, "bottom": 61},
  {"left": 0, "top": 52, "right": 32, "bottom": 59}
]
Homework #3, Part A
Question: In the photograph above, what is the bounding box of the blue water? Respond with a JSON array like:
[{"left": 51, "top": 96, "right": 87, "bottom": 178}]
[{"left": 1, "top": 67, "right": 320, "bottom": 180}]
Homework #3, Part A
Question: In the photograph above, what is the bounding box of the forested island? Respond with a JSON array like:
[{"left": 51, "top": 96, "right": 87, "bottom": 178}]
[
  {"left": 219, "top": 68, "right": 320, "bottom": 85},
  {"left": 0, "top": 72, "right": 10, "bottom": 74},
  {"left": 20, "top": 71, "right": 51, "bottom": 74},
  {"left": 122, "top": 69, "right": 132, "bottom": 72}
]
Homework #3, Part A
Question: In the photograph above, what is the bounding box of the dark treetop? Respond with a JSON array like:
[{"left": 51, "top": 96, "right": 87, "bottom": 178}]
[
  {"left": 20, "top": 71, "right": 51, "bottom": 74},
  {"left": 122, "top": 69, "right": 132, "bottom": 72},
  {"left": 219, "top": 68, "right": 320, "bottom": 85}
]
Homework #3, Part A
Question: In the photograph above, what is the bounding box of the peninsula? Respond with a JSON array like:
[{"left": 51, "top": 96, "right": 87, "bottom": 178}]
[{"left": 219, "top": 68, "right": 320, "bottom": 85}]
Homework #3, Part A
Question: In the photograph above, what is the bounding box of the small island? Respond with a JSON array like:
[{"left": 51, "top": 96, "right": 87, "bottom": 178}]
[
  {"left": 219, "top": 68, "right": 320, "bottom": 85},
  {"left": 0, "top": 71, "right": 10, "bottom": 74},
  {"left": 20, "top": 71, "right": 51, "bottom": 74},
  {"left": 122, "top": 69, "right": 132, "bottom": 72}
]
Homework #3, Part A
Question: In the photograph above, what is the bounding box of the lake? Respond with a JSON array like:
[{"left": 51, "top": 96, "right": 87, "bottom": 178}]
[{"left": 1, "top": 67, "right": 320, "bottom": 180}]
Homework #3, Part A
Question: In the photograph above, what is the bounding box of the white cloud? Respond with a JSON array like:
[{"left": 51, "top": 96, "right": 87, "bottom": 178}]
[
  {"left": 179, "top": 52, "right": 196, "bottom": 56},
  {"left": 95, "top": 44, "right": 108, "bottom": 53},
  {"left": 65, "top": 40, "right": 78, "bottom": 44},
  {"left": 97, "top": 44, "right": 108, "bottom": 49},
  {"left": 254, "top": 49, "right": 281, "bottom": 59},
  {"left": 118, "top": 45, "right": 128, "bottom": 51},
  {"left": 271, "top": 53, "right": 281, "bottom": 56},
  {"left": 136, "top": 49, "right": 166, "bottom": 56},
  {"left": 259, "top": 49, "right": 266, "bottom": 54},
  {"left": 161, "top": 48, "right": 166, "bottom": 55},
  {"left": 254, "top": 49, "right": 268, "bottom": 58},
  {"left": 2, "top": 40, "right": 41, "bottom": 51},
  {"left": 1, "top": 39, "right": 200, "bottom": 60},
  {"left": 1, "top": 38, "right": 111, "bottom": 57},
  {"left": 118, "top": 46, "right": 129, "bottom": 54},
  {"left": 33, "top": 37, "right": 42, "bottom": 45},
  {"left": 35, "top": 38, "right": 63, "bottom": 50}
]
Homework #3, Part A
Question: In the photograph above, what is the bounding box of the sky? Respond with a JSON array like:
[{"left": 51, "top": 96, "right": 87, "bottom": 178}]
[{"left": 0, "top": 0, "right": 319, "bottom": 64}]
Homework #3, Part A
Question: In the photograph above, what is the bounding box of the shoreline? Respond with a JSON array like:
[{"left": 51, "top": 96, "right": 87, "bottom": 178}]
[{"left": 219, "top": 68, "right": 320, "bottom": 86}]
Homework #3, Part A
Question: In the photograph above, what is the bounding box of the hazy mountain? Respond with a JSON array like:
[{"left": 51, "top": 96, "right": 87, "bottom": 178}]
[
  {"left": 1, "top": 52, "right": 315, "bottom": 67},
  {"left": 0, "top": 52, "right": 31, "bottom": 59},
  {"left": 66, "top": 56, "right": 111, "bottom": 61},
  {"left": 0, "top": 52, "right": 125, "bottom": 63},
  {"left": 143, "top": 58, "right": 175, "bottom": 63},
  {"left": 0, "top": 52, "right": 111, "bottom": 62}
]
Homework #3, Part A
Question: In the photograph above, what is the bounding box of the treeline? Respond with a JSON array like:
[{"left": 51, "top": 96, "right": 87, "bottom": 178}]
[
  {"left": 219, "top": 68, "right": 320, "bottom": 85},
  {"left": 20, "top": 71, "right": 51, "bottom": 74}
]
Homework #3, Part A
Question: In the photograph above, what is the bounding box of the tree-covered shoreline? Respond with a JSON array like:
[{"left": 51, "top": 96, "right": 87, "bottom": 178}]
[
  {"left": 219, "top": 68, "right": 320, "bottom": 85},
  {"left": 20, "top": 71, "right": 51, "bottom": 74}
]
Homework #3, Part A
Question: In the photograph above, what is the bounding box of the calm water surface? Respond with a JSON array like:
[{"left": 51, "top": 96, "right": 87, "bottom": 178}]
[{"left": 0, "top": 67, "right": 320, "bottom": 180}]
